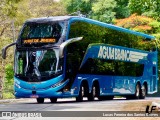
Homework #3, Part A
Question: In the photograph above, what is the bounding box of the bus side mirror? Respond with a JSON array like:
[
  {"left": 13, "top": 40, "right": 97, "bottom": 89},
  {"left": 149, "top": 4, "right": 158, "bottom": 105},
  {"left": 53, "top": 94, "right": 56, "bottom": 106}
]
[
  {"left": 2, "top": 42, "right": 17, "bottom": 59},
  {"left": 2, "top": 48, "right": 6, "bottom": 59},
  {"left": 59, "top": 37, "right": 83, "bottom": 58}
]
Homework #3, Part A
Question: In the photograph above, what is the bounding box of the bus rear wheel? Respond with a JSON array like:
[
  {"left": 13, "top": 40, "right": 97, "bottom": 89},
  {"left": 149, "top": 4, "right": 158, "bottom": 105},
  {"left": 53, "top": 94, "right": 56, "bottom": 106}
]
[
  {"left": 134, "top": 83, "right": 141, "bottom": 99},
  {"left": 140, "top": 84, "right": 147, "bottom": 99},
  {"left": 76, "top": 83, "right": 85, "bottom": 102},
  {"left": 50, "top": 98, "right": 57, "bottom": 103},
  {"left": 99, "top": 96, "right": 114, "bottom": 101},
  {"left": 37, "top": 98, "right": 44, "bottom": 103},
  {"left": 88, "top": 84, "right": 97, "bottom": 101}
]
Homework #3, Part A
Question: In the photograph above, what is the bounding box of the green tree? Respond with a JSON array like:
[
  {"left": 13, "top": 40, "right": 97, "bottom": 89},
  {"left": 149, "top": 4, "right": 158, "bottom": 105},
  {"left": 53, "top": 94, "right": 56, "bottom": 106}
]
[
  {"left": 115, "top": 0, "right": 130, "bottom": 18},
  {"left": 2, "top": 63, "right": 14, "bottom": 99},
  {"left": 128, "top": 0, "right": 160, "bottom": 20},
  {"left": 63, "top": 0, "right": 117, "bottom": 23},
  {"left": 0, "top": 0, "right": 22, "bottom": 82},
  {"left": 91, "top": 0, "right": 117, "bottom": 23},
  {"left": 115, "top": 13, "right": 160, "bottom": 75},
  {"left": 63, "top": 0, "right": 93, "bottom": 15},
  {"left": 2, "top": 0, "right": 23, "bottom": 18},
  {"left": 63, "top": 0, "right": 134, "bottom": 22},
  {"left": 16, "top": 0, "right": 66, "bottom": 26},
  {"left": 5, "top": 64, "right": 14, "bottom": 84}
]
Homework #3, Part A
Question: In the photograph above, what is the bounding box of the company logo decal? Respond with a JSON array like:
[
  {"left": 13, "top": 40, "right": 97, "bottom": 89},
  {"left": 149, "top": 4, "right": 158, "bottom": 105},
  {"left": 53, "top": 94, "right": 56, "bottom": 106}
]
[{"left": 98, "top": 46, "right": 148, "bottom": 62}]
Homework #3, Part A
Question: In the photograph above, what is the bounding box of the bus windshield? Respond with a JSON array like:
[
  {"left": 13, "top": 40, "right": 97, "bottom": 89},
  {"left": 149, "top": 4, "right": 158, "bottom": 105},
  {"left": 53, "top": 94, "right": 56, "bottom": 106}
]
[
  {"left": 15, "top": 49, "right": 63, "bottom": 82},
  {"left": 19, "top": 22, "right": 64, "bottom": 46}
]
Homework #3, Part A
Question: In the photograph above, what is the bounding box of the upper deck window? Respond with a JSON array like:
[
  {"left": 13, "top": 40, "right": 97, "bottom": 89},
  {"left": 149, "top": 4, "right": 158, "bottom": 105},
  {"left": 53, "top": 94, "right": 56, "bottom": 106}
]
[{"left": 19, "top": 22, "right": 64, "bottom": 46}]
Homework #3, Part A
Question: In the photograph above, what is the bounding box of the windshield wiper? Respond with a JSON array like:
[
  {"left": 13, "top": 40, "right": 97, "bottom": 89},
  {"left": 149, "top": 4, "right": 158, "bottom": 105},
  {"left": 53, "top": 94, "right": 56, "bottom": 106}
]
[{"left": 25, "top": 51, "right": 29, "bottom": 74}]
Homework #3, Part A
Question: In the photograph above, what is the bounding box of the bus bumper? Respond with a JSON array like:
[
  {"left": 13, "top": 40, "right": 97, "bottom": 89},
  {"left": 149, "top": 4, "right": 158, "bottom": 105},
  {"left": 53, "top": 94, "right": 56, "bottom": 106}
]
[
  {"left": 14, "top": 87, "right": 62, "bottom": 98},
  {"left": 14, "top": 83, "right": 78, "bottom": 98}
]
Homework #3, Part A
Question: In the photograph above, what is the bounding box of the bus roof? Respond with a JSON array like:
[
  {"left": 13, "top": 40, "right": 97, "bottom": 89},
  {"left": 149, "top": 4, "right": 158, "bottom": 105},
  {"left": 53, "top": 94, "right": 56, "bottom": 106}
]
[
  {"left": 25, "top": 16, "right": 155, "bottom": 40},
  {"left": 25, "top": 16, "right": 72, "bottom": 23}
]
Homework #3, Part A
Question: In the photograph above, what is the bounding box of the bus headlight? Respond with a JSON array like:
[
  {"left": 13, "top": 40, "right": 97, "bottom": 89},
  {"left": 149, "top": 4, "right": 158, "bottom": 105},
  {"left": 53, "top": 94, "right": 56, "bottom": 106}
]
[
  {"left": 51, "top": 80, "right": 63, "bottom": 88},
  {"left": 15, "top": 82, "right": 21, "bottom": 88}
]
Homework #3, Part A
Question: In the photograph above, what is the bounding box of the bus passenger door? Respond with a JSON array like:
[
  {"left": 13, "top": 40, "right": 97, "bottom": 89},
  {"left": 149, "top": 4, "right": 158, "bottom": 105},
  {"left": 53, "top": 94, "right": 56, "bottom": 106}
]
[
  {"left": 149, "top": 52, "right": 158, "bottom": 93},
  {"left": 151, "top": 66, "right": 157, "bottom": 92}
]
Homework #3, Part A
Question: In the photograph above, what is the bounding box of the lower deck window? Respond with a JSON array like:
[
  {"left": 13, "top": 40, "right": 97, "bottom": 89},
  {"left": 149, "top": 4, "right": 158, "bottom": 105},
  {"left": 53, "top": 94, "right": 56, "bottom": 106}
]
[{"left": 79, "top": 58, "right": 144, "bottom": 77}]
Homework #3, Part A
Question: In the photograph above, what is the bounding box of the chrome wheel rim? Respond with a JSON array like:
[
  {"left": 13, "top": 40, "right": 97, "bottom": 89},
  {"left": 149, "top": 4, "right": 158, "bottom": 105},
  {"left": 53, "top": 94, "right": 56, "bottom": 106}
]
[
  {"left": 141, "top": 85, "right": 146, "bottom": 97},
  {"left": 136, "top": 85, "right": 140, "bottom": 97},
  {"left": 93, "top": 86, "right": 96, "bottom": 97},
  {"left": 81, "top": 86, "right": 84, "bottom": 96}
]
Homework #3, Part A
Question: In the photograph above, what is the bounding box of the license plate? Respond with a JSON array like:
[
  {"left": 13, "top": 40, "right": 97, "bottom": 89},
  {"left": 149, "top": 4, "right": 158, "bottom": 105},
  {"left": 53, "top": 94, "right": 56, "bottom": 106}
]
[{"left": 30, "top": 95, "right": 39, "bottom": 98}]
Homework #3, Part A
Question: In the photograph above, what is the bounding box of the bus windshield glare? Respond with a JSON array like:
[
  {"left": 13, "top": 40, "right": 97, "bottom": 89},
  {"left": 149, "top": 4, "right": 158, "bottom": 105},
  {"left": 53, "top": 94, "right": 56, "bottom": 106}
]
[
  {"left": 20, "top": 22, "right": 64, "bottom": 46},
  {"left": 15, "top": 49, "right": 62, "bottom": 82}
]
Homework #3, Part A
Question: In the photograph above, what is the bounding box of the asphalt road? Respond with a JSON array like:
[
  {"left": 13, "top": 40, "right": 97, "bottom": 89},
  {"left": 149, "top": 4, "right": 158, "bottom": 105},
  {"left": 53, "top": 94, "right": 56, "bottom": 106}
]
[{"left": 0, "top": 97, "right": 159, "bottom": 120}]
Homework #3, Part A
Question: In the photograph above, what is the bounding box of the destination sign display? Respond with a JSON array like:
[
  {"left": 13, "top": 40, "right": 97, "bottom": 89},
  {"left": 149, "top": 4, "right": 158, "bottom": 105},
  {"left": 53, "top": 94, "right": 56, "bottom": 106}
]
[{"left": 23, "top": 38, "right": 56, "bottom": 44}]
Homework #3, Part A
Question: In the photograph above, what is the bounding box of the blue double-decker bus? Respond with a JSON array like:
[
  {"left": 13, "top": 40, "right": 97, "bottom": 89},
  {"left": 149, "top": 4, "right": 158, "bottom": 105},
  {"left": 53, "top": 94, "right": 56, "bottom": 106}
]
[{"left": 2, "top": 16, "right": 158, "bottom": 103}]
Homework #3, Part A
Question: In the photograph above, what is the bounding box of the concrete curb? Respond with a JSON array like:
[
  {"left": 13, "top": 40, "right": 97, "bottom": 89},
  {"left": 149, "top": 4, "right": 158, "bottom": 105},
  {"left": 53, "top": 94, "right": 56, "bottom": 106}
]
[{"left": 0, "top": 98, "right": 28, "bottom": 104}]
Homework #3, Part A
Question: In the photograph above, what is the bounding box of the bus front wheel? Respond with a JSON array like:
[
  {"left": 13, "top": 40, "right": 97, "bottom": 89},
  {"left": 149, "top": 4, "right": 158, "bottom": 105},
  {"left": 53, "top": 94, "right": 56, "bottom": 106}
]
[
  {"left": 36, "top": 98, "right": 44, "bottom": 103},
  {"left": 134, "top": 83, "right": 141, "bottom": 99},
  {"left": 99, "top": 96, "right": 114, "bottom": 101},
  {"left": 50, "top": 98, "right": 57, "bottom": 103}
]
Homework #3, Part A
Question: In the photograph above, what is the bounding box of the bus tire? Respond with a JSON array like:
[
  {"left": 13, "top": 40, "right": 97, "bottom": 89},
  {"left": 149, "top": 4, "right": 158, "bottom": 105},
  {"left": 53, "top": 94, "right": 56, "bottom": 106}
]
[
  {"left": 140, "top": 84, "right": 147, "bottom": 99},
  {"left": 37, "top": 98, "right": 44, "bottom": 103},
  {"left": 134, "top": 83, "right": 141, "bottom": 99},
  {"left": 76, "top": 83, "right": 85, "bottom": 102},
  {"left": 88, "top": 83, "right": 96, "bottom": 101},
  {"left": 126, "top": 95, "right": 133, "bottom": 100},
  {"left": 99, "top": 96, "right": 114, "bottom": 101},
  {"left": 50, "top": 98, "right": 57, "bottom": 103}
]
